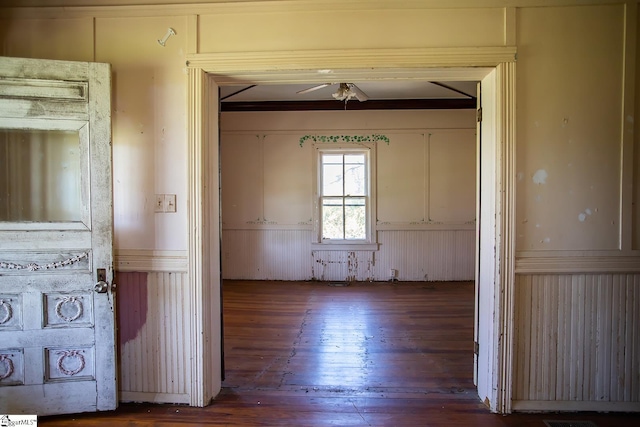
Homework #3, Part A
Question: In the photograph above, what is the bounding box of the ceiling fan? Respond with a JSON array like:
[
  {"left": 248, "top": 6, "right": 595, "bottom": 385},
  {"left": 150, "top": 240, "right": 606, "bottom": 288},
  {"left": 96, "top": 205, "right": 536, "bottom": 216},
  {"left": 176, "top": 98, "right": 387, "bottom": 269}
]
[{"left": 297, "top": 83, "right": 369, "bottom": 102}]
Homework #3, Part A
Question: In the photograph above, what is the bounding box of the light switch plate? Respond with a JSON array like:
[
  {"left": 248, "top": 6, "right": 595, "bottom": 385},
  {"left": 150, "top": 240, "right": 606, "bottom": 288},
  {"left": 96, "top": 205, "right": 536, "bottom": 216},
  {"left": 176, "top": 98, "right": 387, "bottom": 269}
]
[
  {"left": 164, "top": 194, "right": 176, "bottom": 213},
  {"left": 154, "top": 194, "right": 165, "bottom": 213}
]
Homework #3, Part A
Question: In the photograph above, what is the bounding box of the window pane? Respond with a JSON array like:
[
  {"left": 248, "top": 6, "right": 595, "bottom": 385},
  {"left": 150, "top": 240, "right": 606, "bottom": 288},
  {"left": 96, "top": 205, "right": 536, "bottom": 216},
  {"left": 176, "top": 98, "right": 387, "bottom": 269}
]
[
  {"left": 321, "top": 198, "right": 343, "bottom": 239},
  {"left": 344, "top": 154, "right": 365, "bottom": 165},
  {"left": 0, "top": 129, "right": 81, "bottom": 222},
  {"left": 322, "top": 154, "right": 343, "bottom": 164},
  {"left": 322, "top": 164, "right": 344, "bottom": 196},
  {"left": 344, "top": 163, "right": 365, "bottom": 196},
  {"left": 318, "top": 151, "right": 369, "bottom": 242},
  {"left": 345, "top": 198, "right": 366, "bottom": 239}
]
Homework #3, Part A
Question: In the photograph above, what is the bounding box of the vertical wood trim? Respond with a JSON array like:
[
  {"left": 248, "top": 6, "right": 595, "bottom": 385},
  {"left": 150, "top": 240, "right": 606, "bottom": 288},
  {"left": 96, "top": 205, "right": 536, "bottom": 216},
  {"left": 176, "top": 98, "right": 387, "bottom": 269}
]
[
  {"left": 425, "top": 132, "right": 431, "bottom": 221},
  {"left": 621, "top": 1, "right": 637, "bottom": 250},
  {"left": 473, "top": 83, "right": 481, "bottom": 387},
  {"left": 187, "top": 69, "right": 221, "bottom": 407},
  {"left": 188, "top": 66, "right": 206, "bottom": 406},
  {"left": 259, "top": 135, "right": 266, "bottom": 221},
  {"left": 504, "top": 7, "right": 516, "bottom": 46},
  {"left": 206, "top": 75, "right": 222, "bottom": 401},
  {"left": 91, "top": 17, "right": 97, "bottom": 62},
  {"left": 495, "top": 61, "right": 516, "bottom": 413},
  {"left": 187, "top": 15, "right": 199, "bottom": 55}
]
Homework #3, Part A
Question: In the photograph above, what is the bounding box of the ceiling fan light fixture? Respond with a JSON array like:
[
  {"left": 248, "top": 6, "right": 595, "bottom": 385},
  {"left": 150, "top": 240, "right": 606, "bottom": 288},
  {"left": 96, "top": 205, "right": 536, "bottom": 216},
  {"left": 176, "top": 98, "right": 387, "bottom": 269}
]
[{"left": 332, "top": 83, "right": 358, "bottom": 102}]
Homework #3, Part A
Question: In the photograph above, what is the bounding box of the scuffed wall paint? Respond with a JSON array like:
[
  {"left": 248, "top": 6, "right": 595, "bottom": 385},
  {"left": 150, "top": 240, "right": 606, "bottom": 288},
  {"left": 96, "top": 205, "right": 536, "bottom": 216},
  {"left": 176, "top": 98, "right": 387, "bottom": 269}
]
[
  {"left": 515, "top": 4, "right": 624, "bottom": 252},
  {"left": 222, "top": 229, "right": 475, "bottom": 282},
  {"left": 116, "top": 271, "right": 148, "bottom": 345},
  {"left": 311, "top": 251, "right": 375, "bottom": 282},
  {"left": 118, "top": 270, "right": 191, "bottom": 403}
]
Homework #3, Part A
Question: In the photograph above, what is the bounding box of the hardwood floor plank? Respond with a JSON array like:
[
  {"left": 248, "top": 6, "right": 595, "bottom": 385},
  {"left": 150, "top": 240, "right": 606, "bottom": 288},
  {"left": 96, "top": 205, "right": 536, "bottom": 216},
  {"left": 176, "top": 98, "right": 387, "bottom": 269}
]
[{"left": 39, "top": 280, "right": 640, "bottom": 426}]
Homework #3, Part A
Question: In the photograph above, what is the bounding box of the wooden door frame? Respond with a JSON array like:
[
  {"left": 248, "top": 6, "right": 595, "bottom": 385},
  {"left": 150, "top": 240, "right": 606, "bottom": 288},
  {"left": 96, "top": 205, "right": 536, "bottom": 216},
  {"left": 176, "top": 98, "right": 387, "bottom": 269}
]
[{"left": 186, "top": 47, "right": 517, "bottom": 413}]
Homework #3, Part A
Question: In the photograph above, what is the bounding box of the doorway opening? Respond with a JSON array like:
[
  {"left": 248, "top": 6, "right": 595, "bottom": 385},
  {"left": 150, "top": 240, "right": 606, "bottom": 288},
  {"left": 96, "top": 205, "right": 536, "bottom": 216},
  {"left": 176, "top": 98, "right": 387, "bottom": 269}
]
[
  {"left": 216, "top": 78, "right": 480, "bottom": 402},
  {"left": 186, "top": 60, "right": 515, "bottom": 413}
]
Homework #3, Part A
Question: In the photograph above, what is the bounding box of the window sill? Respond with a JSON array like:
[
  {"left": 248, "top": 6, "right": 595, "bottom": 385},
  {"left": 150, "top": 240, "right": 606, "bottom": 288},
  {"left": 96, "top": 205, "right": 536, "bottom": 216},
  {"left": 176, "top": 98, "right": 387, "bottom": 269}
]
[{"left": 311, "top": 242, "right": 379, "bottom": 251}]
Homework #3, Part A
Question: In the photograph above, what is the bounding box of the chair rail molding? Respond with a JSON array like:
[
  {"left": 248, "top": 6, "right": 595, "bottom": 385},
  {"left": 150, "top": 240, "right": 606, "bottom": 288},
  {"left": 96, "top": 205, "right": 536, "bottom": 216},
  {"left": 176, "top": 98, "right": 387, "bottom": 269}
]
[
  {"left": 114, "top": 249, "right": 188, "bottom": 273},
  {"left": 515, "top": 254, "right": 640, "bottom": 274}
]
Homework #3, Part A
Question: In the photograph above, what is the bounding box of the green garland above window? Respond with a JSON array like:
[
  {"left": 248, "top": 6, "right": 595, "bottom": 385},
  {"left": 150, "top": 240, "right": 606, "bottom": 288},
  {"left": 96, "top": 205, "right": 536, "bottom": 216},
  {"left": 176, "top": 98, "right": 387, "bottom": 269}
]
[{"left": 299, "top": 134, "right": 390, "bottom": 147}]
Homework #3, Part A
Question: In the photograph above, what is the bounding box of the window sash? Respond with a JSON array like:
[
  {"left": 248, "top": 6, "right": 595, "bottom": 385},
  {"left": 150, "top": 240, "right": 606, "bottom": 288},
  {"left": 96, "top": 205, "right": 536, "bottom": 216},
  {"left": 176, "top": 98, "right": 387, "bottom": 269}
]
[
  {"left": 312, "top": 143, "right": 379, "bottom": 251},
  {"left": 318, "top": 149, "right": 370, "bottom": 242},
  {"left": 320, "top": 196, "right": 367, "bottom": 240}
]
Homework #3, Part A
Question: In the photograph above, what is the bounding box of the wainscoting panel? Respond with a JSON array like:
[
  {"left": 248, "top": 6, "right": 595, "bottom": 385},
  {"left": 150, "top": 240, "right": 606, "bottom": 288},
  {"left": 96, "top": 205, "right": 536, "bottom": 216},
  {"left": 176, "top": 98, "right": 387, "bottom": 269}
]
[
  {"left": 513, "top": 273, "right": 640, "bottom": 412},
  {"left": 376, "top": 230, "right": 475, "bottom": 281},
  {"left": 311, "top": 250, "right": 375, "bottom": 282},
  {"left": 117, "top": 271, "right": 191, "bottom": 404},
  {"left": 222, "top": 229, "right": 313, "bottom": 281},
  {"left": 222, "top": 228, "right": 475, "bottom": 282}
]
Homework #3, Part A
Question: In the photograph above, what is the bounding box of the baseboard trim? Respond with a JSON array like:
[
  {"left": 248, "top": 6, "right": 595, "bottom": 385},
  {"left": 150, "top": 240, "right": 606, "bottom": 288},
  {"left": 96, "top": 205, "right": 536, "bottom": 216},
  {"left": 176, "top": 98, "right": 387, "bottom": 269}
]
[
  {"left": 120, "top": 391, "right": 190, "bottom": 405},
  {"left": 114, "top": 250, "right": 188, "bottom": 273},
  {"left": 512, "top": 400, "right": 640, "bottom": 412}
]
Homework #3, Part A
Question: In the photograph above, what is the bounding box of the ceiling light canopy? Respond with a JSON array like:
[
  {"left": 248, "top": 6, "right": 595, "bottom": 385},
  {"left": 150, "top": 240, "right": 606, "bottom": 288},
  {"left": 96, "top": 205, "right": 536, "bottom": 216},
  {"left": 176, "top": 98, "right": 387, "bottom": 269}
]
[{"left": 331, "top": 83, "right": 369, "bottom": 102}]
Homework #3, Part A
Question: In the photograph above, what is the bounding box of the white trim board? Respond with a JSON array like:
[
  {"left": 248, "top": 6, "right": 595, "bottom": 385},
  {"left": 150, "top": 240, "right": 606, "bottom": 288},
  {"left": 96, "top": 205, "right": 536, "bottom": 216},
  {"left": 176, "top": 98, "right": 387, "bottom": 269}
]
[
  {"left": 187, "top": 47, "right": 516, "bottom": 413},
  {"left": 512, "top": 400, "right": 640, "bottom": 413},
  {"left": 515, "top": 255, "right": 640, "bottom": 274},
  {"left": 119, "top": 392, "right": 190, "bottom": 405},
  {"left": 114, "top": 250, "right": 188, "bottom": 272}
]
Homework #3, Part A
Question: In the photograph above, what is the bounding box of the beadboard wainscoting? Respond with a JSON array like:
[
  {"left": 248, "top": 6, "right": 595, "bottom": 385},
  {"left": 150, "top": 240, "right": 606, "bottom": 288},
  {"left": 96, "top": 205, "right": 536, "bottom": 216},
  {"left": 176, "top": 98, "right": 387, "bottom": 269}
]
[
  {"left": 221, "top": 228, "right": 475, "bottom": 282},
  {"left": 512, "top": 263, "right": 640, "bottom": 412},
  {"left": 115, "top": 250, "right": 190, "bottom": 404}
]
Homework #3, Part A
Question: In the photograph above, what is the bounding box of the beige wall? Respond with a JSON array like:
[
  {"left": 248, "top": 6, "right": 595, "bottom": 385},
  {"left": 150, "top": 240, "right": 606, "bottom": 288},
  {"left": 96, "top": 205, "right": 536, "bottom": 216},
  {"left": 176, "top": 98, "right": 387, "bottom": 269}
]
[
  {"left": 199, "top": 7, "right": 505, "bottom": 52},
  {"left": 1, "top": 14, "right": 189, "bottom": 251},
  {"left": 515, "top": 4, "right": 625, "bottom": 251},
  {"left": 1, "top": 0, "right": 639, "bottom": 412},
  {"left": 220, "top": 110, "right": 476, "bottom": 281}
]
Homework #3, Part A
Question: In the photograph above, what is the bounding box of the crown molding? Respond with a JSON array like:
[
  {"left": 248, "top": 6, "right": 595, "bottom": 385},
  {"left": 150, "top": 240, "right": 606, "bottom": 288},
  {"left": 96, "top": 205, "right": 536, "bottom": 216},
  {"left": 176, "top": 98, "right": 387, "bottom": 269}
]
[{"left": 0, "top": 0, "right": 629, "bottom": 17}]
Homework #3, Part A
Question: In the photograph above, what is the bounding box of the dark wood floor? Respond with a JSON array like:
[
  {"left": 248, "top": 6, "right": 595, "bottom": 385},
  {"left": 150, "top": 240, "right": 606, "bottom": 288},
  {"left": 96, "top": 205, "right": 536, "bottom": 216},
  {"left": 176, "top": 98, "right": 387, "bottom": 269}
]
[{"left": 42, "top": 280, "right": 639, "bottom": 426}]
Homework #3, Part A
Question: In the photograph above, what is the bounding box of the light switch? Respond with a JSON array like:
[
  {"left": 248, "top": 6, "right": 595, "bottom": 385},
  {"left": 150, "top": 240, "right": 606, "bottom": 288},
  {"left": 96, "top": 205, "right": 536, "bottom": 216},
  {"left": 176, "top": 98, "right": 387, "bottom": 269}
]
[
  {"left": 154, "top": 194, "right": 165, "bottom": 213},
  {"left": 164, "top": 194, "right": 176, "bottom": 213}
]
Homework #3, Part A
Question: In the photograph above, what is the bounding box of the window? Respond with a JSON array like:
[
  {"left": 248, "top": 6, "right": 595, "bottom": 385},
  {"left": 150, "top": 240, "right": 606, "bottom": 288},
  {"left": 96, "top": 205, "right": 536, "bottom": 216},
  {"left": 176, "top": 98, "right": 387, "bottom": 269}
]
[{"left": 313, "top": 144, "right": 377, "bottom": 250}]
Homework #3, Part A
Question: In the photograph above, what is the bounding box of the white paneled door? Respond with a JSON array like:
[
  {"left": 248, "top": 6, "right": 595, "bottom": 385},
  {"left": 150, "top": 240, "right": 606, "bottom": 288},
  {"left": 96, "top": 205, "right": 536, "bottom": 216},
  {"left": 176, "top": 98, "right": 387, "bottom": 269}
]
[{"left": 0, "top": 57, "right": 116, "bottom": 416}]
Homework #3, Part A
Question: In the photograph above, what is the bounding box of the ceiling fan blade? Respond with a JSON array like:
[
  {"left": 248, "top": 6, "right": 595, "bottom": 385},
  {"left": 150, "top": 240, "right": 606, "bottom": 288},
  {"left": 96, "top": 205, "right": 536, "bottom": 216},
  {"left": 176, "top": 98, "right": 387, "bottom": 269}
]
[
  {"left": 296, "top": 83, "right": 332, "bottom": 94},
  {"left": 347, "top": 83, "right": 369, "bottom": 101}
]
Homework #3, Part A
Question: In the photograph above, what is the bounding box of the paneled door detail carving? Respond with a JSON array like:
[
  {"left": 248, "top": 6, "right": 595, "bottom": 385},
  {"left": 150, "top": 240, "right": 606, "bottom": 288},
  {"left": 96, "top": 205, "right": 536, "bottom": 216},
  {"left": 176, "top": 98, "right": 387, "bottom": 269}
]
[{"left": 0, "top": 57, "right": 116, "bottom": 416}]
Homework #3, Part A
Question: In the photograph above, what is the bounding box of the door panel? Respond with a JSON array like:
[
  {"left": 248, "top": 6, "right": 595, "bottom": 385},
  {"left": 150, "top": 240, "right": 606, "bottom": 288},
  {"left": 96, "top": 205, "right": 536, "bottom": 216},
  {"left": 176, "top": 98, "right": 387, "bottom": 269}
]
[{"left": 0, "top": 57, "right": 115, "bottom": 416}]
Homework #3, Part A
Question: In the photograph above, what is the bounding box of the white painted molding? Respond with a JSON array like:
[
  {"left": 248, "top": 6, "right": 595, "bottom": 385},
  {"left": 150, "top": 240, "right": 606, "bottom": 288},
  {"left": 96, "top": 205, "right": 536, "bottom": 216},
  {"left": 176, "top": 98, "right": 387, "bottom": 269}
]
[
  {"left": 120, "top": 391, "right": 190, "bottom": 405},
  {"left": 114, "top": 250, "right": 188, "bottom": 272},
  {"left": 515, "top": 255, "right": 640, "bottom": 274},
  {"left": 621, "top": 1, "right": 637, "bottom": 251},
  {"left": 513, "top": 400, "right": 640, "bottom": 413},
  {"left": 376, "top": 222, "right": 475, "bottom": 231},
  {"left": 3, "top": 1, "right": 626, "bottom": 19},
  {"left": 494, "top": 61, "right": 517, "bottom": 415},
  {"left": 188, "top": 66, "right": 206, "bottom": 407},
  {"left": 186, "top": 47, "right": 516, "bottom": 78}
]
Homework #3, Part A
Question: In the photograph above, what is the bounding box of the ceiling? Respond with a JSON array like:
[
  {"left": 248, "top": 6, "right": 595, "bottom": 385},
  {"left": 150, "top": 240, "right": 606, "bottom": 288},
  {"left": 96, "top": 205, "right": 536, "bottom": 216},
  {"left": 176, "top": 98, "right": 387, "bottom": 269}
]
[
  {"left": 219, "top": 80, "right": 479, "bottom": 111},
  {"left": 220, "top": 80, "right": 478, "bottom": 102}
]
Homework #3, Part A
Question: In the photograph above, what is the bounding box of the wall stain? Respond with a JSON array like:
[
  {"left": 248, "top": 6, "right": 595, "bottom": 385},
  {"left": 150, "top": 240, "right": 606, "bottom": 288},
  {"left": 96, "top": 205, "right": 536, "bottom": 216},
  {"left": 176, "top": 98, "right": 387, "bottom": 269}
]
[{"left": 116, "top": 271, "right": 148, "bottom": 345}]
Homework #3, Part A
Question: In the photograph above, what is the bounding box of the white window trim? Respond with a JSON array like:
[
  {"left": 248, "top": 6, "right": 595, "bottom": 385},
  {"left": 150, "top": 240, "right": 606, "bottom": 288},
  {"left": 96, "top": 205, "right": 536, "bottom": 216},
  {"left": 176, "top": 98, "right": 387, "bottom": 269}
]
[{"left": 311, "top": 142, "right": 378, "bottom": 251}]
